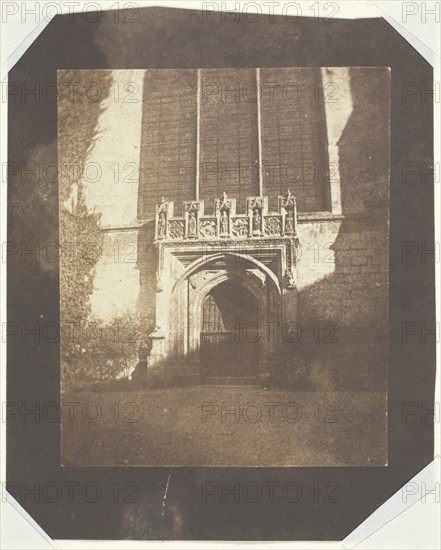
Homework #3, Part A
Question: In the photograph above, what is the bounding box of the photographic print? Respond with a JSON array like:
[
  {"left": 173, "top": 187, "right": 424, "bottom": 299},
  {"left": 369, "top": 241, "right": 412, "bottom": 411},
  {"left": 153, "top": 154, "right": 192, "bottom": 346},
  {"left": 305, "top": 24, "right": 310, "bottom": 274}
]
[
  {"left": 59, "top": 67, "right": 390, "bottom": 467},
  {"left": 5, "top": 2, "right": 437, "bottom": 544}
]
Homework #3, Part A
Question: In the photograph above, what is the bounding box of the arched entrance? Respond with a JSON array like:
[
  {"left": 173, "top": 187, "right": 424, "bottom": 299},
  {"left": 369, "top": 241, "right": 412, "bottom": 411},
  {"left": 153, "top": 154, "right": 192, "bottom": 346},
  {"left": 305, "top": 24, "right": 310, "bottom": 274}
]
[
  {"left": 147, "top": 192, "right": 299, "bottom": 384},
  {"left": 164, "top": 250, "right": 288, "bottom": 383},
  {"left": 200, "top": 280, "right": 259, "bottom": 381}
]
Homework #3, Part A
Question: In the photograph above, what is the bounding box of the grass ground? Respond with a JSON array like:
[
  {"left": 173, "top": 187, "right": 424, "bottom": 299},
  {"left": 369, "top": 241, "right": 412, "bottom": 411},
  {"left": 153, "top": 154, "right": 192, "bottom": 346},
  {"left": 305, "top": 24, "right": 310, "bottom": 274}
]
[{"left": 61, "top": 385, "right": 387, "bottom": 467}]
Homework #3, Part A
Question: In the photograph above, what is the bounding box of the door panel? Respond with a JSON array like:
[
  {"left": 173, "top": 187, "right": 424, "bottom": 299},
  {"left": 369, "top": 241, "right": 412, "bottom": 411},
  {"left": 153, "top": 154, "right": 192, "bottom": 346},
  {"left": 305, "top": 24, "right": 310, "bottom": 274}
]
[{"left": 200, "top": 281, "right": 259, "bottom": 379}]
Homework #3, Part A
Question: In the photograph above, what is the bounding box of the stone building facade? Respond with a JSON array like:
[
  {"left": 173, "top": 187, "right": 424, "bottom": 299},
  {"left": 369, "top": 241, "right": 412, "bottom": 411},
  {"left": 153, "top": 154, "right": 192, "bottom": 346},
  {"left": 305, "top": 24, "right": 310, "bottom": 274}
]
[{"left": 73, "top": 67, "right": 390, "bottom": 390}]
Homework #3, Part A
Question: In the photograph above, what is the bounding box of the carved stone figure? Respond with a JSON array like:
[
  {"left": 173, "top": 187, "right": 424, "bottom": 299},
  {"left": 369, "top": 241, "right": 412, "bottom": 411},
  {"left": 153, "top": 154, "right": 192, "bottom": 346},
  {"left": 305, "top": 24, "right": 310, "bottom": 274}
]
[
  {"left": 285, "top": 213, "right": 294, "bottom": 234},
  {"left": 252, "top": 208, "right": 261, "bottom": 234},
  {"left": 220, "top": 210, "right": 229, "bottom": 235},
  {"left": 157, "top": 212, "right": 166, "bottom": 239},
  {"left": 188, "top": 211, "right": 197, "bottom": 237}
]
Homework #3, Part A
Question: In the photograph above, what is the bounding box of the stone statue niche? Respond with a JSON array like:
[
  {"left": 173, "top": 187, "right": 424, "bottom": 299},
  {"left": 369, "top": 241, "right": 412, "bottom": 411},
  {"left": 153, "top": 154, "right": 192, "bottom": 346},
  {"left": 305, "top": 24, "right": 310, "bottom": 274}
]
[
  {"left": 155, "top": 196, "right": 169, "bottom": 241},
  {"left": 219, "top": 208, "right": 229, "bottom": 237},
  {"left": 252, "top": 207, "right": 262, "bottom": 236},
  {"left": 157, "top": 211, "right": 166, "bottom": 239},
  {"left": 284, "top": 207, "right": 294, "bottom": 235},
  {"left": 187, "top": 208, "right": 198, "bottom": 239}
]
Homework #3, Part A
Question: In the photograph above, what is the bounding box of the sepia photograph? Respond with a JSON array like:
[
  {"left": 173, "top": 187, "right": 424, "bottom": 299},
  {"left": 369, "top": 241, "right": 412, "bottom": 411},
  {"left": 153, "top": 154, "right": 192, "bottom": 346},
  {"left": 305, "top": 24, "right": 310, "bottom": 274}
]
[
  {"left": 59, "top": 66, "right": 390, "bottom": 467},
  {"left": 4, "top": 2, "right": 437, "bottom": 545}
]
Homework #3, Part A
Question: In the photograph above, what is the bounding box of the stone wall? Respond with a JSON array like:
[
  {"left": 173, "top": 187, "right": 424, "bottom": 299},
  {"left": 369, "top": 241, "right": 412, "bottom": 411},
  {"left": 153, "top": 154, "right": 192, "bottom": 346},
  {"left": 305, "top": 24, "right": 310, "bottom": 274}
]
[
  {"left": 295, "top": 216, "right": 388, "bottom": 390},
  {"left": 297, "top": 216, "right": 388, "bottom": 327},
  {"left": 293, "top": 67, "right": 390, "bottom": 390}
]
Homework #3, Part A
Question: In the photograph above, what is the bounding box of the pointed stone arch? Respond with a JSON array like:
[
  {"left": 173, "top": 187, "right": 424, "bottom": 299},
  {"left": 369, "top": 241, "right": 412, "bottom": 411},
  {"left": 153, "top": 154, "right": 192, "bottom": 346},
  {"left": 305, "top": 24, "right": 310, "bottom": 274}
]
[
  {"left": 167, "top": 252, "right": 283, "bottom": 381},
  {"left": 171, "top": 251, "right": 282, "bottom": 297}
]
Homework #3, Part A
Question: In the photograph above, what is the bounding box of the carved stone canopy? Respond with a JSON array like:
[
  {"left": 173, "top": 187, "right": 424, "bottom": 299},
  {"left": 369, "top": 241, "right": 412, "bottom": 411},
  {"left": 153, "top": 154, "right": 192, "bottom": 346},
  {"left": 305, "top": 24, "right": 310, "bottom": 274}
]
[{"left": 154, "top": 193, "right": 298, "bottom": 242}]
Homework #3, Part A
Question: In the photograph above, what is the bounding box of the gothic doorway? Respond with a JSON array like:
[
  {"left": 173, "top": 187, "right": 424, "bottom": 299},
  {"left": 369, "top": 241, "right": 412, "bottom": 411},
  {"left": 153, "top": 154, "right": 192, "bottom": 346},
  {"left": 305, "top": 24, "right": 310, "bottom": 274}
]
[{"left": 200, "top": 280, "right": 259, "bottom": 381}]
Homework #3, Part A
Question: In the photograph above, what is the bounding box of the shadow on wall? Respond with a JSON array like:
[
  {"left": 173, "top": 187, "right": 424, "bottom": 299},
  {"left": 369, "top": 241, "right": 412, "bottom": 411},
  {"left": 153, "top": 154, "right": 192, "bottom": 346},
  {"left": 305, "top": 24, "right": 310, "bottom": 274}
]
[
  {"left": 296, "top": 68, "right": 390, "bottom": 392},
  {"left": 136, "top": 220, "right": 157, "bottom": 333}
]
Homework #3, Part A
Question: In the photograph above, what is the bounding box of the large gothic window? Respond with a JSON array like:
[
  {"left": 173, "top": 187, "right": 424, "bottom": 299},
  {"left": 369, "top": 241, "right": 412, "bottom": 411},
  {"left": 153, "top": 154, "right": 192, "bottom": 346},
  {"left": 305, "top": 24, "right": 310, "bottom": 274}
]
[{"left": 138, "top": 68, "right": 329, "bottom": 220}]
